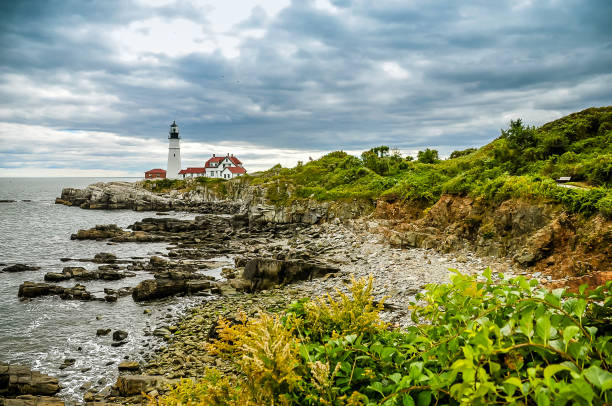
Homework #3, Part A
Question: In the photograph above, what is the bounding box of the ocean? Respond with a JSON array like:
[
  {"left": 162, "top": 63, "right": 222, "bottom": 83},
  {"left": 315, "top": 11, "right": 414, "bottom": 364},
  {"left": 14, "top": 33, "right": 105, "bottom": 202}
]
[{"left": 0, "top": 178, "right": 207, "bottom": 401}]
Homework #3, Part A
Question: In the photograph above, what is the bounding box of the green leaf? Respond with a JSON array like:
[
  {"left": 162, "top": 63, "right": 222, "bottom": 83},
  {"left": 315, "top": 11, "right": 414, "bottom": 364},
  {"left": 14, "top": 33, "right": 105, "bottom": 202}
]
[
  {"left": 583, "top": 365, "right": 612, "bottom": 390},
  {"left": 402, "top": 394, "right": 415, "bottom": 406},
  {"left": 544, "top": 364, "right": 571, "bottom": 381},
  {"left": 536, "top": 314, "right": 553, "bottom": 344},
  {"left": 367, "top": 381, "right": 384, "bottom": 395},
  {"left": 483, "top": 267, "right": 492, "bottom": 283},
  {"left": 344, "top": 334, "right": 357, "bottom": 344},
  {"left": 416, "top": 390, "right": 431, "bottom": 406},
  {"left": 571, "top": 377, "right": 595, "bottom": 403},
  {"left": 544, "top": 289, "right": 563, "bottom": 307},
  {"left": 504, "top": 376, "right": 523, "bottom": 396},
  {"left": 562, "top": 325, "right": 580, "bottom": 349},
  {"left": 381, "top": 347, "right": 396, "bottom": 361},
  {"left": 519, "top": 312, "right": 534, "bottom": 340},
  {"left": 388, "top": 373, "right": 402, "bottom": 384},
  {"left": 535, "top": 388, "right": 550, "bottom": 406}
]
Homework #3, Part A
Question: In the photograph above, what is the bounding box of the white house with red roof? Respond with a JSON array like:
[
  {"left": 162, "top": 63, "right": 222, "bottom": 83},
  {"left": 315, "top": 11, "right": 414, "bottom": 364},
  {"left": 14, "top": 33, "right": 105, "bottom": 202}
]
[{"left": 204, "top": 153, "right": 246, "bottom": 179}]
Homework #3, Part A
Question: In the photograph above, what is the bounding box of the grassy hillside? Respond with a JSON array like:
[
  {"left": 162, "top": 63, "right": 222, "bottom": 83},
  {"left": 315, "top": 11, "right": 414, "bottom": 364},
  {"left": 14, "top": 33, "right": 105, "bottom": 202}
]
[{"left": 249, "top": 107, "right": 612, "bottom": 218}]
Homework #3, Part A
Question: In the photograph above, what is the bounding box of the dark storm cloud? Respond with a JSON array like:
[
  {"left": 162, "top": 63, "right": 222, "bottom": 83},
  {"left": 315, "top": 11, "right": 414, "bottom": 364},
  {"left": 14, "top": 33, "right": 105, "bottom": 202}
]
[{"left": 1, "top": 0, "right": 611, "bottom": 175}]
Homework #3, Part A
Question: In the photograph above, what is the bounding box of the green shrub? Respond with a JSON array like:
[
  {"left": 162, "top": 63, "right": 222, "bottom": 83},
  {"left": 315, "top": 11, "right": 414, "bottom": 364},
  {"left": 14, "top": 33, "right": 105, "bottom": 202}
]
[{"left": 155, "top": 271, "right": 612, "bottom": 405}]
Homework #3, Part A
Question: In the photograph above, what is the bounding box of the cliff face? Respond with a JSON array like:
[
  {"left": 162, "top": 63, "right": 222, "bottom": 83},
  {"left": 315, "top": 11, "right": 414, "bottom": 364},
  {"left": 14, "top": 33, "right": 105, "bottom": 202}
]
[{"left": 374, "top": 195, "right": 611, "bottom": 284}]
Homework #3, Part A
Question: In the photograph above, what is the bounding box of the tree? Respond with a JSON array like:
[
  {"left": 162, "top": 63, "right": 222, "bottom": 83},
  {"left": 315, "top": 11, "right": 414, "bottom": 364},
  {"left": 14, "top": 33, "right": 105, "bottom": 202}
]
[
  {"left": 449, "top": 148, "right": 477, "bottom": 159},
  {"left": 417, "top": 148, "right": 440, "bottom": 164},
  {"left": 501, "top": 119, "right": 536, "bottom": 150}
]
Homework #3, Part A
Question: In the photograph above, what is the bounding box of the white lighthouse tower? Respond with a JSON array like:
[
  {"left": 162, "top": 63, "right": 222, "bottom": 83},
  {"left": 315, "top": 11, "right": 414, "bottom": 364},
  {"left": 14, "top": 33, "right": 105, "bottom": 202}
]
[{"left": 167, "top": 121, "right": 181, "bottom": 179}]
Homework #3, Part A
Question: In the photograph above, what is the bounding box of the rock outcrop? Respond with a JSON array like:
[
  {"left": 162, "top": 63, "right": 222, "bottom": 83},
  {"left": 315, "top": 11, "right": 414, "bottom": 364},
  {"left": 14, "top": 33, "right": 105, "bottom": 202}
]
[
  {"left": 0, "top": 363, "right": 61, "bottom": 400},
  {"left": 18, "top": 282, "right": 92, "bottom": 301},
  {"left": 44, "top": 266, "right": 127, "bottom": 282},
  {"left": 56, "top": 182, "right": 182, "bottom": 211},
  {"left": 132, "top": 273, "right": 218, "bottom": 301},
  {"left": 231, "top": 258, "right": 339, "bottom": 292},
  {"left": 1, "top": 265, "right": 41, "bottom": 273},
  {"left": 56, "top": 180, "right": 373, "bottom": 227},
  {"left": 70, "top": 224, "right": 165, "bottom": 242}
]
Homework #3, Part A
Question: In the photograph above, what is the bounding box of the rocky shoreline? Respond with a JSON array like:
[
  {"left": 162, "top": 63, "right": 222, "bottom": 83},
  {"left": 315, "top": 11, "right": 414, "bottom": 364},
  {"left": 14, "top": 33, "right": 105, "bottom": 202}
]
[{"left": 4, "top": 178, "right": 609, "bottom": 405}]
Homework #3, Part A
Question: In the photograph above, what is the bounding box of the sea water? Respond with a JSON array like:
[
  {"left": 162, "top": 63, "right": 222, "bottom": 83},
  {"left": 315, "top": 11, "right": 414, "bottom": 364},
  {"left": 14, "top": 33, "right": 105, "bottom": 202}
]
[{"left": 0, "top": 178, "right": 205, "bottom": 401}]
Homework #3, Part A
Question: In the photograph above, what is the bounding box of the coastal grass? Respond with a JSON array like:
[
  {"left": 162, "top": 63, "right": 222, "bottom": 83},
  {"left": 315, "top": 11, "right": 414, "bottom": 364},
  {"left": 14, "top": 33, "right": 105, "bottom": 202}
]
[
  {"left": 155, "top": 271, "right": 612, "bottom": 405},
  {"left": 249, "top": 107, "right": 612, "bottom": 218}
]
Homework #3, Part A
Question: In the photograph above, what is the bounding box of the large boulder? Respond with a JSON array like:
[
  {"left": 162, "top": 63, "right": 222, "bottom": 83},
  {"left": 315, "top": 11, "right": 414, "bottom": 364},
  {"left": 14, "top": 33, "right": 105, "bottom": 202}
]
[
  {"left": 92, "top": 253, "right": 117, "bottom": 264},
  {"left": 18, "top": 282, "right": 92, "bottom": 301},
  {"left": 131, "top": 279, "right": 187, "bottom": 302},
  {"left": 240, "top": 259, "right": 339, "bottom": 292},
  {"left": 43, "top": 273, "right": 70, "bottom": 282},
  {"left": 0, "top": 363, "right": 60, "bottom": 397},
  {"left": 114, "top": 375, "right": 165, "bottom": 396},
  {"left": 132, "top": 276, "right": 215, "bottom": 301},
  {"left": 70, "top": 225, "right": 125, "bottom": 240}
]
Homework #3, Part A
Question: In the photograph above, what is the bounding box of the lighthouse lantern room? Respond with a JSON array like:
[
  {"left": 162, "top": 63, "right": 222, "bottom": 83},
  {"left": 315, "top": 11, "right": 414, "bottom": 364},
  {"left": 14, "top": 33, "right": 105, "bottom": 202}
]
[{"left": 166, "top": 120, "right": 181, "bottom": 179}]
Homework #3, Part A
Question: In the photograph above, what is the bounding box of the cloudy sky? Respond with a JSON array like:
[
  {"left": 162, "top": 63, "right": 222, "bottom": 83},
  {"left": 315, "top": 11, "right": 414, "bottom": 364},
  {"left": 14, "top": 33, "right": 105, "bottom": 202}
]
[{"left": 0, "top": 0, "right": 610, "bottom": 176}]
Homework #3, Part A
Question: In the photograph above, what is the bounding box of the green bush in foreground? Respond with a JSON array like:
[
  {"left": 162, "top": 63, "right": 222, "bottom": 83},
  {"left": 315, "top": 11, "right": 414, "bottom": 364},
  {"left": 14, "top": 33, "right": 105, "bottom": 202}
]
[{"left": 155, "top": 272, "right": 611, "bottom": 405}]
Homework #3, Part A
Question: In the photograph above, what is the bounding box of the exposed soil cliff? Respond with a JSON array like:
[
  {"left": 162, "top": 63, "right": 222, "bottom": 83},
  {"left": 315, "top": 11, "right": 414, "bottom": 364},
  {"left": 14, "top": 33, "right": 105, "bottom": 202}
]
[{"left": 373, "top": 195, "right": 611, "bottom": 289}]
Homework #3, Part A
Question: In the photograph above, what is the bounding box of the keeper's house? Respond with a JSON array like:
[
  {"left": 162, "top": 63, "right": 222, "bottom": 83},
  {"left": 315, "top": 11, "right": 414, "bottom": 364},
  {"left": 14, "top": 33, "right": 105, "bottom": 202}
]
[{"left": 204, "top": 154, "right": 246, "bottom": 179}]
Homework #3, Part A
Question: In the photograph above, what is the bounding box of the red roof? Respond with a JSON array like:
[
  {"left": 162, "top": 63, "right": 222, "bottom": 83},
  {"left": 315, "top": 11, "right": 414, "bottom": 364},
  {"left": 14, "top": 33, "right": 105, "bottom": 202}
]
[
  {"left": 145, "top": 168, "right": 166, "bottom": 174},
  {"left": 204, "top": 155, "right": 243, "bottom": 168},
  {"left": 229, "top": 156, "right": 242, "bottom": 165},
  {"left": 179, "top": 167, "right": 206, "bottom": 174},
  {"left": 204, "top": 156, "right": 225, "bottom": 168},
  {"left": 226, "top": 166, "right": 246, "bottom": 174}
]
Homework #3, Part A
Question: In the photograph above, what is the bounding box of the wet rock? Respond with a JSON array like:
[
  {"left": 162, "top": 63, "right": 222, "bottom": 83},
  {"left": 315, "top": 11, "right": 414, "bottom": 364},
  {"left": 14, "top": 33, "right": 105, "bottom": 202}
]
[
  {"left": 0, "top": 394, "right": 65, "bottom": 405},
  {"left": 42, "top": 273, "right": 70, "bottom": 282},
  {"left": 111, "top": 341, "right": 127, "bottom": 347},
  {"left": 104, "top": 294, "right": 117, "bottom": 302},
  {"left": 70, "top": 225, "right": 125, "bottom": 240},
  {"left": 92, "top": 253, "right": 117, "bottom": 264},
  {"left": 149, "top": 256, "right": 168, "bottom": 267},
  {"left": 117, "top": 362, "right": 139, "bottom": 372},
  {"left": 1, "top": 264, "right": 41, "bottom": 273},
  {"left": 152, "top": 327, "right": 171, "bottom": 337},
  {"left": 96, "top": 329, "right": 111, "bottom": 336},
  {"left": 0, "top": 363, "right": 60, "bottom": 397},
  {"left": 114, "top": 375, "right": 164, "bottom": 396},
  {"left": 112, "top": 331, "right": 128, "bottom": 341},
  {"left": 132, "top": 275, "right": 216, "bottom": 301},
  {"left": 132, "top": 279, "right": 186, "bottom": 302},
  {"left": 58, "top": 359, "right": 75, "bottom": 370},
  {"left": 17, "top": 282, "right": 92, "bottom": 301},
  {"left": 220, "top": 267, "right": 238, "bottom": 279}
]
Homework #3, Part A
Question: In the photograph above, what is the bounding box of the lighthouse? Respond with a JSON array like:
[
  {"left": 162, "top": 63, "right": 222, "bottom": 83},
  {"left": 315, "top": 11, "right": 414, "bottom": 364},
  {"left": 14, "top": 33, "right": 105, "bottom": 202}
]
[{"left": 167, "top": 120, "right": 181, "bottom": 179}]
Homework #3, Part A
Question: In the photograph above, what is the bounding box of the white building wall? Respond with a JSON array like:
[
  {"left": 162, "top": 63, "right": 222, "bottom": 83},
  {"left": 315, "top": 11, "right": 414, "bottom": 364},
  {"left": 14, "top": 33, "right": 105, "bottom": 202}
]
[{"left": 167, "top": 138, "right": 181, "bottom": 179}]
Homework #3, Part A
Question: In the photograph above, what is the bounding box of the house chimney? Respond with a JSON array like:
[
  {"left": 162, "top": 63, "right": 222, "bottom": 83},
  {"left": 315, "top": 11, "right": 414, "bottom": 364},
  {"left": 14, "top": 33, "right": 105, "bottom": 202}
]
[{"left": 227, "top": 153, "right": 230, "bottom": 157}]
